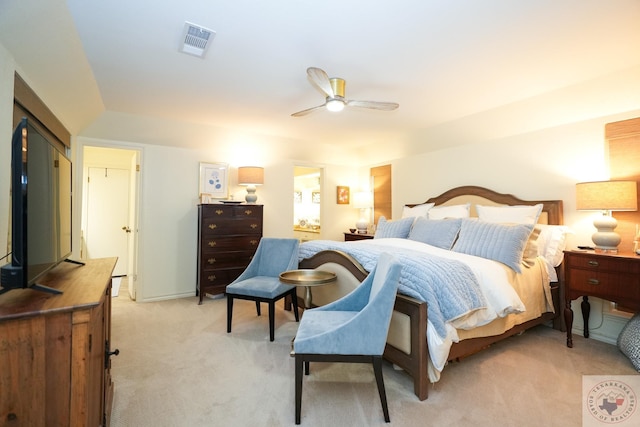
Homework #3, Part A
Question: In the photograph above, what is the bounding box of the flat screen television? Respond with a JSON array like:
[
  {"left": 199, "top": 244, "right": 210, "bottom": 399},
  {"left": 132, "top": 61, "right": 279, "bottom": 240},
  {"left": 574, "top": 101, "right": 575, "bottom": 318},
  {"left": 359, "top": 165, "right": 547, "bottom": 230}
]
[{"left": 0, "top": 117, "right": 81, "bottom": 295}]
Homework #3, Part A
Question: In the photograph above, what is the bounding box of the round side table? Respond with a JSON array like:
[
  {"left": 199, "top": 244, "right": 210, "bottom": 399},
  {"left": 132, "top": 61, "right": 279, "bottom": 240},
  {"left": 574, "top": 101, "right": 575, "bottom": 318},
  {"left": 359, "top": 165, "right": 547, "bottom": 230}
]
[{"left": 279, "top": 269, "right": 337, "bottom": 308}]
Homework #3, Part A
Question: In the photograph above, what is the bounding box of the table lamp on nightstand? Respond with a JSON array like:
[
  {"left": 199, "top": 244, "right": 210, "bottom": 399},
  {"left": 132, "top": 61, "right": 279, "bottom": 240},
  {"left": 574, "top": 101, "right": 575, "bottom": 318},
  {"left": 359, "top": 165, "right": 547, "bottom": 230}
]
[
  {"left": 353, "top": 191, "right": 373, "bottom": 234},
  {"left": 576, "top": 180, "right": 638, "bottom": 253}
]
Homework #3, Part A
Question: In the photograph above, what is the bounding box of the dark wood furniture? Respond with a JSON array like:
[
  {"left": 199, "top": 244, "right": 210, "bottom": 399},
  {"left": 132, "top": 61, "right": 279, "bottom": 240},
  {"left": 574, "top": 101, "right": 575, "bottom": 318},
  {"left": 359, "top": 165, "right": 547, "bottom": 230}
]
[
  {"left": 197, "top": 204, "right": 263, "bottom": 304},
  {"left": 343, "top": 232, "right": 374, "bottom": 241},
  {"left": 0, "top": 257, "right": 117, "bottom": 426},
  {"left": 564, "top": 249, "right": 640, "bottom": 348},
  {"left": 300, "top": 186, "right": 564, "bottom": 401}
]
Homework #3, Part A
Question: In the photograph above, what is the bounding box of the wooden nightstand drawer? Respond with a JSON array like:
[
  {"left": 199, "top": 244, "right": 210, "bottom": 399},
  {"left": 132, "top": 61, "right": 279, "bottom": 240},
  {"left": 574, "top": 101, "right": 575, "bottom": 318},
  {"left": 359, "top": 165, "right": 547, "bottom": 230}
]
[
  {"left": 567, "top": 270, "right": 640, "bottom": 301},
  {"left": 566, "top": 255, "right": 640, "bottom": 274}
]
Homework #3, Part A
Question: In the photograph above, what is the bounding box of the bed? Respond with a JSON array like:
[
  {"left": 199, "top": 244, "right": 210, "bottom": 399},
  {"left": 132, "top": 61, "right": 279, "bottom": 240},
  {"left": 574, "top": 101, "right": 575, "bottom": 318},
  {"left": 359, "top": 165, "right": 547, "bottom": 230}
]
[{"left": 296, "top": 186, "right": 567, "bottom": 401}]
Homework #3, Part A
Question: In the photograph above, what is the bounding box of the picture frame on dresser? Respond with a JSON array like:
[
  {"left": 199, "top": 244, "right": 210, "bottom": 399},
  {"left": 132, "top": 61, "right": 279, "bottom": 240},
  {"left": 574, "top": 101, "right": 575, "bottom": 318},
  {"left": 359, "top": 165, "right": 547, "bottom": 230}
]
[{"left": 199, "top": 162, "right": 229, "bottom": 199}]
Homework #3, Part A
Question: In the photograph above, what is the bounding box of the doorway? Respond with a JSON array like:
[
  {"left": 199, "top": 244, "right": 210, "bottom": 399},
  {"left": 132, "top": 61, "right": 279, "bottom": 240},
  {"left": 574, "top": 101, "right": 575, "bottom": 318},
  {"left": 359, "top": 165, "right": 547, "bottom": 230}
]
[
  {"left": 82, "top": 146, "right": 140, "bottom": 300},
  {"left": 293, "top": 166, "right": 323, "bottom": 242}
]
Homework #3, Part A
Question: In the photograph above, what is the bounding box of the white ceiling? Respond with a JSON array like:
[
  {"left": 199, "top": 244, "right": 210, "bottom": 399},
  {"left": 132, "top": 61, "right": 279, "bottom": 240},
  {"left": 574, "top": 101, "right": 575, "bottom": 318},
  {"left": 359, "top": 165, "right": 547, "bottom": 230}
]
[{"left": 1, "top": 0, "right": 639, "bottom": 151}]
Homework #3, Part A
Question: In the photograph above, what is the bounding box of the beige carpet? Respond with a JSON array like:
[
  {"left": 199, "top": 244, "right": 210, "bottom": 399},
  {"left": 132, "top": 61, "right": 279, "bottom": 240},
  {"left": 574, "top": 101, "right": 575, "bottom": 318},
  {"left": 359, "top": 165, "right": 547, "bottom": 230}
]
[{"left": 109, "top": 295, "right": 638, "bottom": 427}]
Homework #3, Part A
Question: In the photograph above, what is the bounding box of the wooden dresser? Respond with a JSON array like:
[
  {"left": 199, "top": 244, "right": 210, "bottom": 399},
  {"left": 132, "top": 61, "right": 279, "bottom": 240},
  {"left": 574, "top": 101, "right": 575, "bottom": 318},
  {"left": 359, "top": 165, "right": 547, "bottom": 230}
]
[
  {"left": 0, "top": 257, "right": 117, "bottom": 426},
  {"left": 197, "top": 204, "right": 263, "bottom": 304}
]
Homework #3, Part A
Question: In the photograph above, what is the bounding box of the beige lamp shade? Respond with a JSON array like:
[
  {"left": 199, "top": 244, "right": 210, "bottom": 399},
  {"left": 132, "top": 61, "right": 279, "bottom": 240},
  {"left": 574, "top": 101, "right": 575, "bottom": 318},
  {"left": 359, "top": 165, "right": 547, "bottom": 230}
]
[
  {"left": 238, "top": 166, "right": 264, "bottom": 203},
  {"left": 352, "top": 191, "right": 373, "bottom": 209},
  {"left": 576, "top": 181, "right": 637, "bottom": 211},
  {"left": 237, "top": 166, "right": 264, "bottom": 186},
  {"left": 575, "top": 180, "right": 638, "bottom": 252}
]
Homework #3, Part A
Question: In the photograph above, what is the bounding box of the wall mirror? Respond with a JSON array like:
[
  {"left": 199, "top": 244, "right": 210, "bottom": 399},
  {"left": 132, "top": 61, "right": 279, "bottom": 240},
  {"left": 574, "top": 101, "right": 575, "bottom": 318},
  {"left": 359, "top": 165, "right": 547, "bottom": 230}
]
[{"left": 293, "top": 166, "right": 323, "bottom": 242}]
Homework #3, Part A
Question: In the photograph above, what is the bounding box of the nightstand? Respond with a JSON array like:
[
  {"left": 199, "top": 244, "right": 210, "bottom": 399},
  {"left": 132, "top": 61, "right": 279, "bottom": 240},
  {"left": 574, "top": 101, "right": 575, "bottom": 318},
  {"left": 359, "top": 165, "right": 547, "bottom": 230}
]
[
  {"left": 344, "top": 232, "right": 374, "bottom": 241},
  {"left": 563, "top": 249, "right": 640, "bottom": 348}
]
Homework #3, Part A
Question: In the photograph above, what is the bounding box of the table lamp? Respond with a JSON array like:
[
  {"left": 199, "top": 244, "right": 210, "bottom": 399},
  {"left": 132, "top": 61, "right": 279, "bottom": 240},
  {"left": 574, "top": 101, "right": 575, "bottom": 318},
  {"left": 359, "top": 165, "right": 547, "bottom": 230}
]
[
  {"left": 353, "top": 191, "right": 373, "bottom": 234},
  {"left": 238, "top": 166, "right": 264, "bottom": 203},
  {"left": 576, "top": 180, "right": 638, "bottom": 253}
]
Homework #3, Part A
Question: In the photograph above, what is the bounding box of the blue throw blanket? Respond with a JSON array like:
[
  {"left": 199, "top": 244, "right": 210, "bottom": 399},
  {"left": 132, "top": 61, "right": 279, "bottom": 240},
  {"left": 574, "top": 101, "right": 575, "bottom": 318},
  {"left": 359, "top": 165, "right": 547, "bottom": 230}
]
[{"left": 299, "top": 240, "right": 487, "bottom": 339}]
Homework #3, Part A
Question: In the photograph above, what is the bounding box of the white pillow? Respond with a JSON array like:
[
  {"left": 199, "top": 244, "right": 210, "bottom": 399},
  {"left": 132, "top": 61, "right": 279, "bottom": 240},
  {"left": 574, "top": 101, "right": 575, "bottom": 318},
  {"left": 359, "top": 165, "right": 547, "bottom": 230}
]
[
  {"left": 427, "top": 203, "right": 471, "bottom": 220},
  {"left": 536, "top": 224, "right": 572, "bottom": 267},
  {"left": 401, "top": 203, "right": 435, "bottom": 220},
  {"left": 476, "top": 204, "right": 543, "bottom": 225}
]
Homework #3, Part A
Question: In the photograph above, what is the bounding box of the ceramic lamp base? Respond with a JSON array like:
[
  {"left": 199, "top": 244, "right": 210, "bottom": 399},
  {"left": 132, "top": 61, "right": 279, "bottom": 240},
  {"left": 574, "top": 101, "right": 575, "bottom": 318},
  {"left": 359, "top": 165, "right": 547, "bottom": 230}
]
[{"left": 592, "top": 213, "right": 620, "bottom": 252}]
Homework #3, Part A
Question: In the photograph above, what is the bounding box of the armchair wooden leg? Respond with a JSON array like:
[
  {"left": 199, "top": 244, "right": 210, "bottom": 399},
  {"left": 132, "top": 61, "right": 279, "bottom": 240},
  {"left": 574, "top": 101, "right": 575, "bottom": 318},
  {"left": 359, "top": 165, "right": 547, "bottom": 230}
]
[
  {"left": 372, "top": 356, "right": 390, "bottom": 423},
  {"left": 268, "top": 302, "right": 275, "bottom": 342},
  {"left": 227, "top": 296, "right": 233, "bottom": 333},
  {"left": 290, "top": 289, "right": 300, "bottom": 322},
  {"left": 255, "top": 301, "right": 261, "bottom": 316},
  {"left": 295, "top": 355, "right": 303, "bottom": 424}
]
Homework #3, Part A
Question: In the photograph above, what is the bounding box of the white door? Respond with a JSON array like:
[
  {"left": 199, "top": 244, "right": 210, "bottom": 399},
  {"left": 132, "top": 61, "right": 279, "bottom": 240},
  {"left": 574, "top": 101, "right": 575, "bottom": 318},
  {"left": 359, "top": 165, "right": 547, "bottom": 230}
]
[{"left": 85, "top": 167, "right": 130, "bottom": 276}]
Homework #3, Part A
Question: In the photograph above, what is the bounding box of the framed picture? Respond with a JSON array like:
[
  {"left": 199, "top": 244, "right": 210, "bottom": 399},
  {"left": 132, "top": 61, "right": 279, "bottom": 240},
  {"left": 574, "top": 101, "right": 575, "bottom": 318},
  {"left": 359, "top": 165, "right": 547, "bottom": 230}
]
[
  {"left": 294, "top": 191, "right": 302, "bottom": 203},
  {"left": 199, "top": 162, "right": 228, "bottom": 199},
  {"left": 200, "top": 193, "right": 213, "bottom": 204},
  {"left": 312, "top": 191, "right": 320, "bottom": 204},
  {"left": 337, "top": 186, "right": 350, "bottom": 204}
]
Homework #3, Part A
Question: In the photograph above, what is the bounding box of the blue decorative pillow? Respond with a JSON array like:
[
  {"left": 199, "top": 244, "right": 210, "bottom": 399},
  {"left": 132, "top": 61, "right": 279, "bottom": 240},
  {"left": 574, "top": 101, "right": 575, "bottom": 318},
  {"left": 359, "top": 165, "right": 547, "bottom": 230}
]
[
  {"left": 452, "top": 219, "right": 533, "bottom": 273},
  {"left": 618, "top": 313, "right": 640, "bottom": 371},
  {"left": 374, "top": 216, "right": 414, "bottom": 239},
  {"left": 408, "top": 217, "right": 462, "bottom": 250}
]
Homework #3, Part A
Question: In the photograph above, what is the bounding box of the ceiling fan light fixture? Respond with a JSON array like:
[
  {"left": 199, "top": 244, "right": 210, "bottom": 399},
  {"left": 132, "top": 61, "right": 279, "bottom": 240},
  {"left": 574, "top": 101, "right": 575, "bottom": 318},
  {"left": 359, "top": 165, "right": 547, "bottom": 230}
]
[{"left": 326, "top": 99, "right": 345, "bottom": 112}]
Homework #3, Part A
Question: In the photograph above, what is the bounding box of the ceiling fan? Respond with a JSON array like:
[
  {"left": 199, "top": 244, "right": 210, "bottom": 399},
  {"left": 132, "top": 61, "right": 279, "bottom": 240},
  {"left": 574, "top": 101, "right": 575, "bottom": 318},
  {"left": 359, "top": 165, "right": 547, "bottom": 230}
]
[{"left": 291, "top": 67, "right": 399, "bottom": 117}]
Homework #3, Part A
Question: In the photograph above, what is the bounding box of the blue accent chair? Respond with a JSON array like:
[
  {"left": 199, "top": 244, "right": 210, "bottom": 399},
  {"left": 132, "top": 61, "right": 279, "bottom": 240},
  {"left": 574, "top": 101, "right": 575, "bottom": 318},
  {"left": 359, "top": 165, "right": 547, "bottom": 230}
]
[
  {"left": 226, "top": 238, "right": 300, "bottom": 342},
  {"left": 293, "top": 252, "right": 401, "bottom": 424}
]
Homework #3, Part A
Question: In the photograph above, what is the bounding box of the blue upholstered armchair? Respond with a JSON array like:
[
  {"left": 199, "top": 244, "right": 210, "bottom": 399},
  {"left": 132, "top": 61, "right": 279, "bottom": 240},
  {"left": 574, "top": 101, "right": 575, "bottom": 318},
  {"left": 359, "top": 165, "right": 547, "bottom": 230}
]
[
  {"left": 226, "top": 238, "right": 300, "bottom": 342},
  {"left": 293, "top": 252, "right": 401, "bottom": 424}
]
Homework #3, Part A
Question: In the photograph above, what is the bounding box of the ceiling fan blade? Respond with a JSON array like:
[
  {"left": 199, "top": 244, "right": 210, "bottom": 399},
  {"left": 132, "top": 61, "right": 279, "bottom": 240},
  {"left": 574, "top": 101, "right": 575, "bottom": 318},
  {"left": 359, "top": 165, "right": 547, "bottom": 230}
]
[
  {"left": 291, "top": 104, "right": 326, "bottom": 117},
  {"left": 347, "top": 100, "right": 399, "bottom": 111},
  {"left": 306, "top": 67, "right": 334, "bottom": 98}
]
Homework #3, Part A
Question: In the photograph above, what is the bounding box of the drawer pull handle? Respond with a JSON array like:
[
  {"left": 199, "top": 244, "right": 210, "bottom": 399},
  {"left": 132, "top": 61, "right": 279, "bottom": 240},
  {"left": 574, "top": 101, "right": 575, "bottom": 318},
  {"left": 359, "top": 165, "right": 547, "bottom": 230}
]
[
  {"left": 244, "top": 209, "right": 253, "bottom": 215},
  {"left": 250, "top": 223, "right": 258, "bottom": 229},
  {"left": 250, "top": 239, "right": 258, "bottom": 246},
  {"left": 215, "top": 209, "right": 224, "bottom": 215},
  {"left": 588, "top": 260, "right": 599, "bottom": 267},
  {"left": 208, "top": 275, "right": 217, "bottom": 281},
  {"left": 588, "top": 278, "right": 600, "bottom": 285},
  {"left": 208, "top": 241, "right": 217, "bottom": 247},
  {"left": 207, "top": 258, "right": 217, "bottom": 264},
  {"left": 208, "top": 224, "right": 217, "bottom": 230}
]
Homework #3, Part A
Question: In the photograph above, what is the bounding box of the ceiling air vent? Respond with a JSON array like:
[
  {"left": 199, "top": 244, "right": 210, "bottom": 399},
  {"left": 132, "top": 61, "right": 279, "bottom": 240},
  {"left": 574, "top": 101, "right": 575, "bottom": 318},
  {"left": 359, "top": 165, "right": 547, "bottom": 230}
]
[{"left": 180, "top": 22, "right": 215, "bottom": 58}]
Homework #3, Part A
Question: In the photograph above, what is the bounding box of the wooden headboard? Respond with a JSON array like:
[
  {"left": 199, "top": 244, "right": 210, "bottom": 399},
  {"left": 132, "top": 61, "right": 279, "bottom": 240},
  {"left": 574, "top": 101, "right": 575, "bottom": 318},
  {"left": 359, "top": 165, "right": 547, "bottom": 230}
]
[{"left": 407, "top": 185, "right": 563, "bottom": 225}]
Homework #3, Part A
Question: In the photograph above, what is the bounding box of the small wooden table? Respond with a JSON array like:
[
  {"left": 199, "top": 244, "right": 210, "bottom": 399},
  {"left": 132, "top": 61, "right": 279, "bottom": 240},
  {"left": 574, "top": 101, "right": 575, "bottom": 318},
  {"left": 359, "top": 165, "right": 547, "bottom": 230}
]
[{"left": 279, "top": 269, "right": 337, "bottom": 308}]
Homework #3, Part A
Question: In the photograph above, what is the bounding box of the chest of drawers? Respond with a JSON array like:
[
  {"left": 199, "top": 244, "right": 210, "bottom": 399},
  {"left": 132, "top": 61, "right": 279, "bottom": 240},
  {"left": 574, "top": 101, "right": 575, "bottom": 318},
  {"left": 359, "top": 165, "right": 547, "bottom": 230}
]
[
  {"left": 563, "top": 249, "right": 640, "bottom": 347},
  {"left": 197, "top": 204, "right": 263, "bottom": 304}
]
